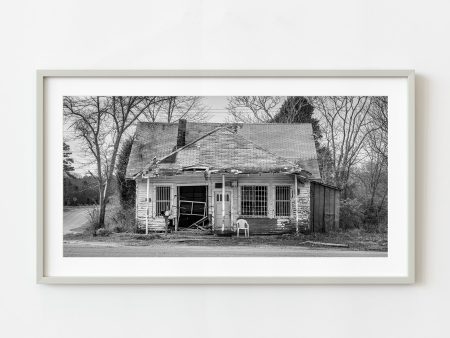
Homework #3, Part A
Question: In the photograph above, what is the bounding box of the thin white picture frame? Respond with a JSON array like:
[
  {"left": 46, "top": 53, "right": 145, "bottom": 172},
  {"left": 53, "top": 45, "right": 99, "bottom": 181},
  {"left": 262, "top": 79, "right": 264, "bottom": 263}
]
[{"left": 36, "top": 70, "right": 415, "bottom": 284}]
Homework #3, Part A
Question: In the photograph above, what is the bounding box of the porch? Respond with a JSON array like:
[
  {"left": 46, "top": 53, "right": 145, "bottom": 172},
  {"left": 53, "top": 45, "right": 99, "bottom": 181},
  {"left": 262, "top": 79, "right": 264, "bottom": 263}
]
[{"left": 135, "top": 172, "right": 311, "bottom": 235}]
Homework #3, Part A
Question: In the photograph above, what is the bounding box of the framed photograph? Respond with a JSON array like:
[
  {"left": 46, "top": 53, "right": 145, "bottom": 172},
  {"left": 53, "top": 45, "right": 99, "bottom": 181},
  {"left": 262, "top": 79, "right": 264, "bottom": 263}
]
[{"left": 37, "top": 70, "right": 414, "bottom": 284}]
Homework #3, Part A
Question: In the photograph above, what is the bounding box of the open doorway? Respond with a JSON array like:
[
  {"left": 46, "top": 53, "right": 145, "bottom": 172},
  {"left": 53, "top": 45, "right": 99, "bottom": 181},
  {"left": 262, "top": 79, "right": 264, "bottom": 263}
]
[{"left": 177, "top": 185, "right": 208, "bottom": 228}]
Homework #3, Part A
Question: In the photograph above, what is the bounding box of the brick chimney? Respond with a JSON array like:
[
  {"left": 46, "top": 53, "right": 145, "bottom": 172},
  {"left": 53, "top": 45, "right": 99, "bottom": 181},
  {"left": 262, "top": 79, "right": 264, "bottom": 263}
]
[{"left": 176, "top": 119, "right": 187, "bottom": 148}]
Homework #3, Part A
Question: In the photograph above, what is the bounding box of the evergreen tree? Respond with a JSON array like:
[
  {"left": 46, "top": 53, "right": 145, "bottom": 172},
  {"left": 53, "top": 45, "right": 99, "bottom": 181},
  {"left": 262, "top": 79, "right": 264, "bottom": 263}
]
[
  {"left": 63, "top": 142, "right": 75, "bottom": 205},
  {"left": 63, "top": 142, "right": 75, "bottom": 174},
  {"left": 272, "top": 97, "right": 321, "bottom": 142},
  {"left": 271, "top": 97, "right": 333, "bottom": 183},
  {"left": 115, "top": 136, "right": 136, "bottom": 208}
]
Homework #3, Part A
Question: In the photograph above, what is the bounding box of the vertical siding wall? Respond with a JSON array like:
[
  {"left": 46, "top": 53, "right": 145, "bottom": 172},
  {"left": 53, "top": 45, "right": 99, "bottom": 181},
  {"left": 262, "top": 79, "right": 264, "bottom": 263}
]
[
  {"left": 310, "top": 181, "right": 340, "bottom": 232},
  {"left": 135, "top": 174, "right": 311, "bottom": 233}
]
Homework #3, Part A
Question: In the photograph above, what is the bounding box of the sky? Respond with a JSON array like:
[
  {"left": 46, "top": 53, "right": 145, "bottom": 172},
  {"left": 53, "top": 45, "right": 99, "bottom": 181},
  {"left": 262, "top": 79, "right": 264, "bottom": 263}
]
[{"left": 202, "top": 96, "right": 229, "bottom": 122}]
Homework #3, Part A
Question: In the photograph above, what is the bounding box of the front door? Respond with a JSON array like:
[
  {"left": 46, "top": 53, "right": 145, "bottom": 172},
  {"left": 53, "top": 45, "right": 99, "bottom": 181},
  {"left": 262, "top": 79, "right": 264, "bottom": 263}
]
[{"left": 214, "top": 191, "right": 231, "bottom": 231}]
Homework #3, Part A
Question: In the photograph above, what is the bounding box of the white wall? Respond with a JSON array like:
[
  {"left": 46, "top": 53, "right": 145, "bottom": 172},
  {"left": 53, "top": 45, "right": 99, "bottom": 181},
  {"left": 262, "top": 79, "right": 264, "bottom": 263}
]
[{"left": 0, "top": 1, "right": 447, "bottom": 337}]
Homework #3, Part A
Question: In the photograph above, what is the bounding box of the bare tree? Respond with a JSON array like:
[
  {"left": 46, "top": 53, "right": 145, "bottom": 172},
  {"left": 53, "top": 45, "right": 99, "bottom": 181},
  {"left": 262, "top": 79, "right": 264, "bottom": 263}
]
[
  {"left": 142, "top": 96, "right": 207, "bottom": 123},
  {"left": 353, "top": 136, "right": 388, "bottom": 229},
  {"left": 63, "top": 96, "right": 161, "bottom": 227},
  {"left": 226, "top": 96, "right": 281, "bottom": 122},
  {"left": 310, "top": 96, "right": 381, "bottom": 196},
  {"left": 141, "top": 96, "right": 167, "bottom": 122},
  {"left": 368, "top": 96, "right": 388, "bottom": 162},
  {"left": 357, "top": 137, "right": 388, "bottom": 208},
  {"left": 357, "top": 96, "right": 388, "bottom": 224}
]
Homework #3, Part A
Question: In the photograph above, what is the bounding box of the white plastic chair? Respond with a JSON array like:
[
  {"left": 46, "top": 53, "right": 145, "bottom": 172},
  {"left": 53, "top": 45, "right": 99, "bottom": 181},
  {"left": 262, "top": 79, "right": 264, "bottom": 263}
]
[{"left": 236, "top": 219, "right": 250, "bottom": 238}]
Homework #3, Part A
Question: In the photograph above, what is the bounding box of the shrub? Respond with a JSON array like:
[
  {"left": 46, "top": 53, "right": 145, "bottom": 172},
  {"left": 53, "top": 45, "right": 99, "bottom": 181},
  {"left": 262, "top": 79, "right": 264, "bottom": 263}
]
[
  {"left": 112, "top": 226, "right": 124, "bottom": 233},
  {"left": 363, "top": 205, "right": 379, "bottom": 232},
  {"left": 95, "top": 228, "right": 111, "bottom": 237},
  {"left": 362, "top": 203, "right": 388, "bottom": 233},
  {"left": 87, "top": 206, "right": 100, "bottom": 234},
  {"left": 106, "top": 206, "right": 137, "bottom": 233},
  {"left": 339, "top": 198, "right": 364, "bottom": 230}
]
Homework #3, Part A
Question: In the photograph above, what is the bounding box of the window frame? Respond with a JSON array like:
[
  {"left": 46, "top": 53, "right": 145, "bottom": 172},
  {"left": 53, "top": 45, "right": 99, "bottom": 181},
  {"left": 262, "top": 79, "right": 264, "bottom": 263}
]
[
  {"left": 275, "top": 185, "right": 291, "bottom": 218},
  {"left": 155, "top": 186, "right": 171, "bottom": 216},
  {"left": 240, "top": 185, "right": 268, "bottom": 217}
]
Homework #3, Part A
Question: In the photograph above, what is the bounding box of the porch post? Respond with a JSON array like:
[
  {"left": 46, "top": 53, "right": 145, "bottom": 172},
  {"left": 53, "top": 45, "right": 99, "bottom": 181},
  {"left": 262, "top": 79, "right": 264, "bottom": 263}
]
[
  {"left": 221, "top": 174, "right": 225, "bottom": 232},
  {"left": 146, "top": 176, "right": 150, "bottom": 235},
  {"left": 174, "top": 186, "right": 178, "bottom": 232},
  {"left": 294, "top": 174, "right": 299, "bottom": 235},
  {"left": 208, "top": 176, "right": 214, "bottom": 232}
]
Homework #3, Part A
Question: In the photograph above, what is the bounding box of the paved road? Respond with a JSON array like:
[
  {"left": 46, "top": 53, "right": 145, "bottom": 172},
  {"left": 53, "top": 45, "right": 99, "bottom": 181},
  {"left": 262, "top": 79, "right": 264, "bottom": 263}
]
[
  {"left": 63, "top": 207, "right": 92, "bottom": 234},
  {"left": 63, "top": 242, "right": 388, "bottom": 257}
]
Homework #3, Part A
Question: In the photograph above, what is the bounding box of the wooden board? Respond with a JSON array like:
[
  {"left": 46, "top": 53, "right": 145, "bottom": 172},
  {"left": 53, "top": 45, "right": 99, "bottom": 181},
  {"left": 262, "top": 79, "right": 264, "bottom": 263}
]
[
  {"left": 317, "top": 184, "right": 325, "bottom": 232},
  {"left": 324, "top": 187, "right": 332, "bottom": 232},
  {"left": 310, "top": 181, "right": 340, "bottom": 233}
]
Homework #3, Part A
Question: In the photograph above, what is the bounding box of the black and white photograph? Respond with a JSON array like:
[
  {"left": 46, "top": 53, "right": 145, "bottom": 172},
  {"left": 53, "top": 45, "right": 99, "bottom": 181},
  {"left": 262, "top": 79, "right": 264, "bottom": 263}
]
[{"left": 63, "top": 95, "right": 388, "bottom": 257}]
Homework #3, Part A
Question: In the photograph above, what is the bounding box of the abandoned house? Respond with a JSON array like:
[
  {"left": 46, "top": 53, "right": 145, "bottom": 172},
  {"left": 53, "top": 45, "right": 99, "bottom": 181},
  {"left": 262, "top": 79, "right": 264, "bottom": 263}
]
[{"left": 125, "top": 120, "right": 339, "bottom": 235}]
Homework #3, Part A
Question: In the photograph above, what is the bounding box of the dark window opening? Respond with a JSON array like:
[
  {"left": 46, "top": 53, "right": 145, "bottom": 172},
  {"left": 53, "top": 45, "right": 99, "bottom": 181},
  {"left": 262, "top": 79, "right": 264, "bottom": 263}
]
[{"left": 178, "top": 186, "right": 208, "bottom": 227}]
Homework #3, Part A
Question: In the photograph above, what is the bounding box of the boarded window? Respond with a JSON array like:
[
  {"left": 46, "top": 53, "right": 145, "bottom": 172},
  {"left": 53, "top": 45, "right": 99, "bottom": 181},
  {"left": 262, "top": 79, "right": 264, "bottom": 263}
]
[
  {"left": 275, "top": 186, "right": 291, "bottom": 217},
  {"left": 156, "top": 186, "right": 171, "bottom": 215},
  {"left": 241, "top": 186, "right": 267, "bottom": 216}
]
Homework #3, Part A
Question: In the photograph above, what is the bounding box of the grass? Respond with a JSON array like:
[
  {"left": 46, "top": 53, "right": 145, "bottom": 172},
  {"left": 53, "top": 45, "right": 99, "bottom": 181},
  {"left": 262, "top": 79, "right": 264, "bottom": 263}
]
[
  {"left": 64, "top": 232, "right": 163, "bottom": 247},
  {"left": 298, "top": 229, "right": 387, "bottom": 251},
  {"left": 64, "top": 228, "right": 387, "bottom": 251}
]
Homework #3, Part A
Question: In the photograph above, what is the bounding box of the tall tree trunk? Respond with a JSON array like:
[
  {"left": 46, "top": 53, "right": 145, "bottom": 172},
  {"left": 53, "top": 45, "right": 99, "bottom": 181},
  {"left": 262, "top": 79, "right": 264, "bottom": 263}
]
[
  {"left": 97, "top": 184, "right": 106, "bottom": 228},
  {"left": 97, "top": 140, "right": 120, "bottom": 228}
]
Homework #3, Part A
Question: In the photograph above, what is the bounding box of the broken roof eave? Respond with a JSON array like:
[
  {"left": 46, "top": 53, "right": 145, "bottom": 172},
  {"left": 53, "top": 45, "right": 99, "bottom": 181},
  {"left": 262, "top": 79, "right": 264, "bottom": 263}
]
[
  {"left": 137, "top": 166, "right": 312, "bottom": 180},
  {"left": 130, "top": 126, "right": 232, "bottom": 179}
]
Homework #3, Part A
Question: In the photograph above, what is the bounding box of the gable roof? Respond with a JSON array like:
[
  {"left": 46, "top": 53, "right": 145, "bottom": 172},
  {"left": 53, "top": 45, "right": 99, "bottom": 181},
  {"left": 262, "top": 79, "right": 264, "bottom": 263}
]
[
  {"left": 158, "top": 127, "right": 296, "bottom": 171},
  {"left": 126, "top": 122, "right": 321, "bottom": 179}
]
